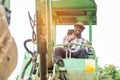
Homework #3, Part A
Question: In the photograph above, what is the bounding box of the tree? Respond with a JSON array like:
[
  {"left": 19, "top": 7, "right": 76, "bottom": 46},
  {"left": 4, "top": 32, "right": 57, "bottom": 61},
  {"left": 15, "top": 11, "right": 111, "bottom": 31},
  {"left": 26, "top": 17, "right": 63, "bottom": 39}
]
[{"left": 98, "top": 64, "right": 120, "bottom": 80}]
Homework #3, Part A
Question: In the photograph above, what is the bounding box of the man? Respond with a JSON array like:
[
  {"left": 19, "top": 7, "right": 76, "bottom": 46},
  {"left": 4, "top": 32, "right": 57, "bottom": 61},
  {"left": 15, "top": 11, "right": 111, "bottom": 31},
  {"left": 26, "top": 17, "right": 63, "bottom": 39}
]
[{"left": 54, "top": 21, "right": 92, "bottom": 58}]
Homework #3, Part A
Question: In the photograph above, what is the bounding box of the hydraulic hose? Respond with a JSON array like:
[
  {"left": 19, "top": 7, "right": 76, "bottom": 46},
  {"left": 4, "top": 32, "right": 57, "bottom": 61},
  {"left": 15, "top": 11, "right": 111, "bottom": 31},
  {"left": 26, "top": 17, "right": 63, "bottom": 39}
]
[
  {"left": 20, "top": 57, "right": 32, "bottom": 79},
  {"left": 24, "top": 39, "right": 34, "bottom": 56},
  {"left": 21, "top": 39, "right": 37, "bottom": 79}
]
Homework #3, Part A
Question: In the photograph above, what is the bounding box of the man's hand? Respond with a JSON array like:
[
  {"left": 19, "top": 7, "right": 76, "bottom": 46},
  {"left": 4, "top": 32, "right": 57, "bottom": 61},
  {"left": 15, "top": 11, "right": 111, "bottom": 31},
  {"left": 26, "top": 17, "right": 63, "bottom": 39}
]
[{"left": 68, "top": 33, "right": 76, "bottom": 42}]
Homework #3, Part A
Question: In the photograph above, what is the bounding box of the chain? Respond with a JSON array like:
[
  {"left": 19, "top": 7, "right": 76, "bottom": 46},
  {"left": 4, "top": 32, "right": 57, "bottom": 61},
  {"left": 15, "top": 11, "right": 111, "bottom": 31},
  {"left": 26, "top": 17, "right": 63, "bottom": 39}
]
[{"left": 28, "top": 11, "right": 36, "bottom": 43}]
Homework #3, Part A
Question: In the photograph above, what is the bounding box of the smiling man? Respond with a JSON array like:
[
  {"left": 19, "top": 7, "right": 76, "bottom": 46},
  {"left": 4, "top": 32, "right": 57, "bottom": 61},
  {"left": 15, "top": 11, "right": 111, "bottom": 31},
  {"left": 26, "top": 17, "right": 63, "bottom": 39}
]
[{"left": 54, "top": 21, "right": 92, "bottom": 58}]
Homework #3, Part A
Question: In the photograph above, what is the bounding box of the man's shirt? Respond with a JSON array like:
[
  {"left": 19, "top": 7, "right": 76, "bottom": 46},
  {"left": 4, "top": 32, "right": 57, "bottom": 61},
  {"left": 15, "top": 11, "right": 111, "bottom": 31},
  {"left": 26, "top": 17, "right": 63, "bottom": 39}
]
[{"left": 63, "top": 35, "right": 87, "bottom": 52}]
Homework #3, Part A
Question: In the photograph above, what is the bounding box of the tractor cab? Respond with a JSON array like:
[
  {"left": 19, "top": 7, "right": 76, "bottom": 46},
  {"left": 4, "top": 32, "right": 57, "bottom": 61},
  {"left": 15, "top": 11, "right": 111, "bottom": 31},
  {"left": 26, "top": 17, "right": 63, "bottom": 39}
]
[{"left": 51, "top": 0, "right": 98, "bottom": 79}]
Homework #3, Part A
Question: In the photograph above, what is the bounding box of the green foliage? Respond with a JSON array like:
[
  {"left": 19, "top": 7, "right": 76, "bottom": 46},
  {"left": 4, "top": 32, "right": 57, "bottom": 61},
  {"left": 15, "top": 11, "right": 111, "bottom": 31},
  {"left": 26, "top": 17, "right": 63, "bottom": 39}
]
[{"left": 98, "top": 64, "right": 120, "bottom": 80}]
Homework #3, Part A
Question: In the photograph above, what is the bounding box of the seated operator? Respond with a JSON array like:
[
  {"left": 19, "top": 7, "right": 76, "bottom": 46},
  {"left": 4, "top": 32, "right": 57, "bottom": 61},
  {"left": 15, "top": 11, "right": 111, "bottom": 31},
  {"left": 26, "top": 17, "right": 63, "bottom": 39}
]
[{"left": 54, "top": 21, "right": 92, "bottom": 58}]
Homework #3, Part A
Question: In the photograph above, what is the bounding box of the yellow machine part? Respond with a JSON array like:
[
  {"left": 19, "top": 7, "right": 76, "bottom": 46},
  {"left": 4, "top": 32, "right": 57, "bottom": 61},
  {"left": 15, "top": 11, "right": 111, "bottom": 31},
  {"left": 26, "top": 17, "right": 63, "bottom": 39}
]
[
  {"left": 85, "top": 59, "right": 96, "bottom": 74},
  {"left": 0, "top": 4, "right": 18, "bottom": 80}
]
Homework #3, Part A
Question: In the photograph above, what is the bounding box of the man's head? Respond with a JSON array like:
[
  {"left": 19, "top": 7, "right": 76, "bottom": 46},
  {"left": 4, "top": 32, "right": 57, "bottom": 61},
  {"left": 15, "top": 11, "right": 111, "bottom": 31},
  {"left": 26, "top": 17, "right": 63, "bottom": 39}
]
[{"left": 74, "top": 21, "right": 85, "bottom": 36}]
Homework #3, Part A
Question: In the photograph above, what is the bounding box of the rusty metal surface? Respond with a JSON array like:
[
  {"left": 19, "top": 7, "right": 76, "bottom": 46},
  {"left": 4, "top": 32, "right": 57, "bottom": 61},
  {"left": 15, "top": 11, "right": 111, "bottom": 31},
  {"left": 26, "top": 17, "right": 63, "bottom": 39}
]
[
  {"left": 35, "top": 0, "right": 48, "bottom": 80},
  {"left": 0, "top": 4, "right": 18, "bottom": 80},
  {"left": 47, "top": 0, "right": 54, "bottom": 69}
]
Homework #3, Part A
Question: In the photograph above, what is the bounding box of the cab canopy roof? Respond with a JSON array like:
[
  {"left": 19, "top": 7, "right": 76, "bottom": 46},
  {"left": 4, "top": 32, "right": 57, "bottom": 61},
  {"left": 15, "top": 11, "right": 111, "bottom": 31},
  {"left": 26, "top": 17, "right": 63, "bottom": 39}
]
[{"left": 52, "top": 0, "right": 97, "bottom": 25}]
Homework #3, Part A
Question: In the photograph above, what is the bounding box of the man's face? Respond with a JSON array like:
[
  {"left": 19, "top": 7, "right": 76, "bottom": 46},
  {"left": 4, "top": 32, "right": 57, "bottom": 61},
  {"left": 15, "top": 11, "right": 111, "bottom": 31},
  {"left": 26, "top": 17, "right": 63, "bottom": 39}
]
[{"left": 74, "top": 25, "right": 84, "bottom": 36}]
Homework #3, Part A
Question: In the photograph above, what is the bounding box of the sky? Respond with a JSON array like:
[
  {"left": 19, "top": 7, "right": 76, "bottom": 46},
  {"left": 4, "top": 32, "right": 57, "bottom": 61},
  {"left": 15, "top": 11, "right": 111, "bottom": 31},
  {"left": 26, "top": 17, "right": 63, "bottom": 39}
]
[{"left": 8, "top": 0, "right": 120, "bottom": 79}]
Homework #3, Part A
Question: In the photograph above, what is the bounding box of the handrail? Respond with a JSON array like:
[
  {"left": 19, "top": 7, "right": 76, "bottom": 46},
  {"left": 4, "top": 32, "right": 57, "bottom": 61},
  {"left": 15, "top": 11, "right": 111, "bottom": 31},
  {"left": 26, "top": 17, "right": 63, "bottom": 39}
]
[{"left": 54, "top": 43, "right": 96, "bottom": 58}]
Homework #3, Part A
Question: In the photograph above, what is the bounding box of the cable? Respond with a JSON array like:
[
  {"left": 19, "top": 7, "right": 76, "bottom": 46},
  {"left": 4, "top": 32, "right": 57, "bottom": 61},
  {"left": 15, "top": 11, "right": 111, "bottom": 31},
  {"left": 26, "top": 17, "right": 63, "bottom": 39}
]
[
  {"left": 20, "top": 57, "right": 32, "bottom": 79},
  {"left": 24, "top": 39, "right": 34, "bottom": 56}
]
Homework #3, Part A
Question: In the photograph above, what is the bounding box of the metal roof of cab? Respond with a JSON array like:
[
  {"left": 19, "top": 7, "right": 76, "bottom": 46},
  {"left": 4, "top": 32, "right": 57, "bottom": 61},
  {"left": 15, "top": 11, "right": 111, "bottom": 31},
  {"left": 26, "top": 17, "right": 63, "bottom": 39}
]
[{"left": 52, "top": 0, "right": 97, "bottom": 25}]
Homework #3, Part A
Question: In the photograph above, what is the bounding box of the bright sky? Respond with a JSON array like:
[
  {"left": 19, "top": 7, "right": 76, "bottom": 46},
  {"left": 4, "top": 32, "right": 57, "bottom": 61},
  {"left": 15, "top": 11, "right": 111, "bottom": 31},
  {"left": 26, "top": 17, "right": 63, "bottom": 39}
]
[{"left": 8, "top": 0, "right": 120, "bottom": 79}]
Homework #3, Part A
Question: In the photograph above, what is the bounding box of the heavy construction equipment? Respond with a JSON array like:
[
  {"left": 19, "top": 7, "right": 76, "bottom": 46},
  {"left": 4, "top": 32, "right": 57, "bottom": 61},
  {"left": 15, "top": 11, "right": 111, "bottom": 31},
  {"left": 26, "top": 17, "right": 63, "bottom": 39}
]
[
  {"left": 17, "top": 0, "right": 98, "bottom": 80},
  {"left": 1, "top": 0, "right": 98, "bottom": 80}
]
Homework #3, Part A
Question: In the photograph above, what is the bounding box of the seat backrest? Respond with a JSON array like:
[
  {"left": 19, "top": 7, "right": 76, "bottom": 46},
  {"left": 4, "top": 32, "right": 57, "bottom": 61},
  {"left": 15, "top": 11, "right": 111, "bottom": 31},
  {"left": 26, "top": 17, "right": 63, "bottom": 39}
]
[{"left": 86, "top": 50, "right": 94, "bottom": 59}]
